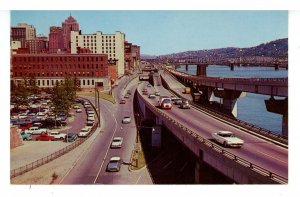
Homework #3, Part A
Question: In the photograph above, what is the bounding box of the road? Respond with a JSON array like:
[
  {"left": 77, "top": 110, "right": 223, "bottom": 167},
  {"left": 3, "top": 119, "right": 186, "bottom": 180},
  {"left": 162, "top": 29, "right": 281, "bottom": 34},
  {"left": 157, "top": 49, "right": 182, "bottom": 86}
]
[
  {"left": 138, "top": 70, "right": 288, "bottom": 180},
  {"left": 60, "top": 75, "right": 153, "bottom": 184}
]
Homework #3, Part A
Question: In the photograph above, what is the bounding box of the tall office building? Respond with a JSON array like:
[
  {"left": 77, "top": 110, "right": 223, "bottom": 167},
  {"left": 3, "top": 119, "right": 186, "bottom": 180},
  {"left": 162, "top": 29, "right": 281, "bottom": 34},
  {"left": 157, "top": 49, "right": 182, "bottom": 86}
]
[
  {"left": 49, "top": 26, "right": 64, "bottom": 53},
  {"left": 71, "top": 31, "right": 125, "bottom": 77},
  {"left": 62, "top": 15, "right": 79, "bottom": 52}
]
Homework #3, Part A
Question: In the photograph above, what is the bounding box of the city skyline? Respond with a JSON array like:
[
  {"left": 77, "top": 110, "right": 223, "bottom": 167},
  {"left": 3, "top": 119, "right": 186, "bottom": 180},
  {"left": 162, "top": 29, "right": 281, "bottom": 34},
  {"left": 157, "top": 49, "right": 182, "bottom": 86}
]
[{"left": 11, "top": 11, "right": 288, "bottom": 55}]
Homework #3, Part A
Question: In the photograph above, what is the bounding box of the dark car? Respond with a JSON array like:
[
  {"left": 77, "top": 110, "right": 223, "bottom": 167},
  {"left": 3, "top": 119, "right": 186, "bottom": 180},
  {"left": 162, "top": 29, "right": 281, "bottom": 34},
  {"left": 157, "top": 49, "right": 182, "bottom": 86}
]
[
  {"left": 180, "top": 100, "right": 191, "bottom": 109},
  {"left": 127, "top": 90, "right": 132, "bottom": 95},
  {"left": 173, "top": 98, "right": 183, "bottom": 105},
  {"left": 106, "top": 157, "right": 122, "bottom": 172},
  {"left": 64, "top": 132, "right": 78, "bottom": 142}
]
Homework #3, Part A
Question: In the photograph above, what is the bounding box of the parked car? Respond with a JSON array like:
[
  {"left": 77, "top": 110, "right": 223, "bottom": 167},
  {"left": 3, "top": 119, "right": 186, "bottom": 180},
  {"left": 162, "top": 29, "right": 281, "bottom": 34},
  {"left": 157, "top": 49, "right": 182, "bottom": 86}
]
[
  {"left": 86, "top": 121, "right": 94, "bottom": 126},
  {"left": 127, "top": 90, "right": 132, "bottom": 95},
  {"left": 73, "top": 105, "right": 80, "bottom": 109},
  {"left": 78, "top": 126, "right": 92, "bottom": 137},
  {"left": 120, "top": 99, "right": 126, "bottom": 104},
  {"left": 155, "top": 91, "right": 160, "bottom": 96},
  {"left": 25, "top": 126, "right": 47, "bottom": 135},
  {"left": 180, "top": 100, "right": 190, "bottom": 109},
  {"left": 49, "top": 131, "right": 67, "bottom": 140},
  {"left": 21, "top": 131, "right": 32, "bottom": 141},
  {"left": 147, "top": 84, "right": 152, "bottom": 87},
  {"left": 124, "top": 94, "right": 129, "bottom": 98},
  {"left": 106, "top": 157, "right": 122, "bottom": 172},
  {"left": 110, "top": 137, "right": 123, "bottom": 148},
  {"left": 122, "top": 116, "right": 131, "bottom": 124},
  {"left": 143, "top": 90, "right": 148, "bottom": 95},
  {"left": 76, "top": 108, "right": 82, "bottom": 113},
  {"left": 211, "top": 131, "right": 244, "bottom": 148},
  {"left": 36, "top": 133, "right": 55, "bottom": 141},
  {"left": 64, "top": 132, "right": 78, "bottom": 142}
]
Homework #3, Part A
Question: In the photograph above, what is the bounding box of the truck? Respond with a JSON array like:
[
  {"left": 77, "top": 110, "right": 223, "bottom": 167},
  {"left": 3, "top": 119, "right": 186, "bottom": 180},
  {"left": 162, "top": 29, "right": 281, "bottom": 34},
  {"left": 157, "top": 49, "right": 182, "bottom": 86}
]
[{"left": 184, "top": 87, "right": 191, "bottom": 94}]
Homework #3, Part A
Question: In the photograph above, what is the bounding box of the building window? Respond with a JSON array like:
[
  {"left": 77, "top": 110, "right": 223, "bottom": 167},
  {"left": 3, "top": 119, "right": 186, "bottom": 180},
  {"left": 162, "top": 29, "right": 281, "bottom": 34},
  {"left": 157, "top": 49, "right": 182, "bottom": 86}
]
[
  {"left": 87, "top": 80, "right": 90, "bottom": 86},
  {"left": 47, "top": 80, "right": 49, "bottom": 86},
  {"left": 83, "top": 80, "right": 85, "bottom": 86},
  {"left": 92, "top": 80, "right": 94, "bottom": 85},
  {"left": 42, "top": 80, "right": 45, "bottom": 86},
  {"left": 38, "top": 80, "right": 40, "bottom": 86}
]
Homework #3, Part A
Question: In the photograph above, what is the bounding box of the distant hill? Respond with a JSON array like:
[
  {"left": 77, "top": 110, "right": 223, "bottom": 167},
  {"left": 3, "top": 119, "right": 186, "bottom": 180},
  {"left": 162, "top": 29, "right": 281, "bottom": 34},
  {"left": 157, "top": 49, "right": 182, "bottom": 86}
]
[{"left": 141, "top": 38, "right": 288, "bottom": 59}]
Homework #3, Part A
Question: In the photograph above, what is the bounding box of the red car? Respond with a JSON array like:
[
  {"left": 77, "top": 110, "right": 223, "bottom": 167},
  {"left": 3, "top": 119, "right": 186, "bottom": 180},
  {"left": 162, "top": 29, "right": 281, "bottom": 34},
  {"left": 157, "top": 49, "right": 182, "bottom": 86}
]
[
  {"left": 120, "top": 99, "right": 126, "bottom": 104},
  {"left": 36, "top": 133, "right": 55, "bottom": 141}
]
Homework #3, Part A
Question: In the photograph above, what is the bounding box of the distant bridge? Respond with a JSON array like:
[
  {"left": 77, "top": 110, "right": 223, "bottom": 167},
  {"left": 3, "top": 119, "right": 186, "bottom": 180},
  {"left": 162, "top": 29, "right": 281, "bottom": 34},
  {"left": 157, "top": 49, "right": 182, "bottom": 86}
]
[{"left": 146, "top": 56, "right": 288, "bottom": 70}]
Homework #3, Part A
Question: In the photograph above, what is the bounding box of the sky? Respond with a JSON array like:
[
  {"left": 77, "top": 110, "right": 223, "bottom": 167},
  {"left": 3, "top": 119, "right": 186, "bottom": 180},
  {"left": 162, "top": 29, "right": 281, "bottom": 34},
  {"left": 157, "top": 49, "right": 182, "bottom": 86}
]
[{"left": 11, "top": 11, "right": 287, "bottom": 55}]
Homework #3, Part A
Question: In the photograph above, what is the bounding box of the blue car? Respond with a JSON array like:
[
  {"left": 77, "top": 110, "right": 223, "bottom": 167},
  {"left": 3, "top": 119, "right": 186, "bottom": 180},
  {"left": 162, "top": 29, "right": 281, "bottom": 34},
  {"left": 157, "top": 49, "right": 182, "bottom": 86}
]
[
  {"left": 21, "top": 132, "right": 32, "bottom": 141},
  {"left": 64, "top": 132, "right": 77, "bottom": 142}
]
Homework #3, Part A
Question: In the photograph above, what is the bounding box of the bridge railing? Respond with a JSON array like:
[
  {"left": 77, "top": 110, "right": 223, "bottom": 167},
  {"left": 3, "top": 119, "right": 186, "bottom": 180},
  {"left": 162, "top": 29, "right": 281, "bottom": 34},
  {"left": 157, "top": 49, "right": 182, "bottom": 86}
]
[
  {"left": 137, "top": 89, "right": 288, "bottom": 184},
  {"left": 169, "top": 68, "right": 288, "bottom": 85}
]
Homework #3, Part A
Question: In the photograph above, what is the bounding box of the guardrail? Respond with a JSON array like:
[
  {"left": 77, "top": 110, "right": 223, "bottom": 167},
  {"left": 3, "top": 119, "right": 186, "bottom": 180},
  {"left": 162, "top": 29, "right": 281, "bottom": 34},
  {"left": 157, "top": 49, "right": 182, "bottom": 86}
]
[
  {"left": 137, "top": 86, "right": 288, "bottom": 184},
  {"left": 162, "top": 69, "right": 288, "bottom": 145},
  {"left": 10, "top": 98, "right": 100, "bottom": 179}
]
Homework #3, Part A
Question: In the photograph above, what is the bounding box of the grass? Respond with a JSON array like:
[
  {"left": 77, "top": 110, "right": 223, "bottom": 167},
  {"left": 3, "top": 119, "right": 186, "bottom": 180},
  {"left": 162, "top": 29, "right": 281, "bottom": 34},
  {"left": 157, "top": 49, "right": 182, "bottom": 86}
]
[
  {"left": 77, "top": 92, "right": 116, "bottom": 104},
  {"left": 129, "top": 139, "right": 146, "bottom": 171}
]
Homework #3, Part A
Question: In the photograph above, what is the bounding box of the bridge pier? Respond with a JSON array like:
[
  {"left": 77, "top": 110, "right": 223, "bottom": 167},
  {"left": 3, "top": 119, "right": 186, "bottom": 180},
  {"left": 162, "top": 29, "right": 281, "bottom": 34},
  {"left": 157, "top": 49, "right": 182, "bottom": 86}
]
[
  {"left": 185, "top": 64, "right": 188, "bottom": 71},
  {"left": 230, "top": 63, "right": 234, "bottom": 71},
  {"left": 196, "top": 64, "right": 208, "bottom": 76},
  {"left": 265, "top": 97, "right": 288, "bottom": 137},
  {"left": 214, "top": 89, "right": 243, "bottom": 117},
  {"left": 274, "top": 64, "right": 279, "bottom": 71}
]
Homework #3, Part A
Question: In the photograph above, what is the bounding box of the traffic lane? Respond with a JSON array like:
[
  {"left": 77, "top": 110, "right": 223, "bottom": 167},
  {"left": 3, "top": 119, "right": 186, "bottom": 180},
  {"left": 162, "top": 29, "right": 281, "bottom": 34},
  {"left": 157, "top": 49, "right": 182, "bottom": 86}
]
[
  {"left": 60, "top": 100, "right": 117, "bottom": 184},
  {"left": 64, "top": 105, "right": 87, "bottom": 135},
  {"left": 140, "top": 85, "right": 288, "bottom": 178},
  {"left": 96, "top": 86, "right": 139, "bottom": 184},
  {"left": 158, "top": 71, "right": 288, "bottom": 160}
]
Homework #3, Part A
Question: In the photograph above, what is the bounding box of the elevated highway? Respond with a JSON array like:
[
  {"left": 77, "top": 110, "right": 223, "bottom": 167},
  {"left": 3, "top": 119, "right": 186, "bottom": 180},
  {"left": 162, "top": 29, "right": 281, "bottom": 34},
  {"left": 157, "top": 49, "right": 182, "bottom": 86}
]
[{"left": 136, "top": 74, "right": 288, "bottom": 184}]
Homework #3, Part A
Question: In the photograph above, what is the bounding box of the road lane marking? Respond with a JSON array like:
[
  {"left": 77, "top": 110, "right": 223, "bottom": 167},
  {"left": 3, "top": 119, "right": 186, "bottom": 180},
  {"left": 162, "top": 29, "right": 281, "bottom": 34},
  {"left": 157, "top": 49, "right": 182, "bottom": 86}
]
[
  {"left": 59, "top": 112, "right": 105, "bottom": 184},
  {"left": 135, "top": 175, "right": 142, "bottom": 184},
  {"left": 254, "top": 149, "right": 288, "bottom": 164},
  {"left": 93, "top": 102, "right": 118, "bottom": 184}
]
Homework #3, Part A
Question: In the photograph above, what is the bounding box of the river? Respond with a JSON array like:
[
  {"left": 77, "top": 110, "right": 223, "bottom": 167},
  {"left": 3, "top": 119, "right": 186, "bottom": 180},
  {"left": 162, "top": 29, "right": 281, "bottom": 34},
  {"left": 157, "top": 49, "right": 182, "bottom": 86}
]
[{"left": 176, "top": 65, "right": 288, "bottom": 134}]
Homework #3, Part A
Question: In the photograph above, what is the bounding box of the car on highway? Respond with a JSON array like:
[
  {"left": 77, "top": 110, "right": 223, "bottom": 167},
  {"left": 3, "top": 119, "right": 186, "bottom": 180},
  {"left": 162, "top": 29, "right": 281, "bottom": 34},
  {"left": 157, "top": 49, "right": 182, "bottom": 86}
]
[
  {"left": 122, "top": 116, "right": 131, "bottom": 124},
  {"left": 76, "top": 108, "right": 82, "bottom": 113},
  {"left": 120, "top": 99, "right": 126, "bottom": 104},
  {"left": 86, "top": 121, "right": 94, "bottom": 126},
  {"left": 36, "top": 133, "right": 55, "bottom": 141},
  {"left": 156, "top": 83, "right": 161, "bottom": 86},
  {"left": 148, "top": 93, "right": 156, "bottom": 99},
  {"left": 106, "top": 157, "right": 122, "bottom": 172},
  {"left": 142, "top": 89, "right": 148, "bottom": 95},
  {"left": 49, "top": 131, "right": 67, "bottom": 140},
  {"left": 124, "top": 94, "right": 129, "bottom": 98},
  {"left": 110, "top": 137, "right": 123, "bottom": 148},
  {"left": 173, "top": 98, "right": 183, "bottom": 105},
  {"left": 180, "top": 100, "right": 191, "bottom": 109},
  {"left": 147, "top": 83, "right": 152, "bottom": 87},
  {"left": 155, "top": 91, "right": 160, "bottom": 96},
  {"left": 64, "top": 132, "right": 78, "bottom": 142},
  {"left": 211, "top": 131, "right": 244, "bottom": 148},
  {"left": 127, "top": 90, "right": 132, "bottom": 95},
  {"left": 21, "top": 131, "right": 32, "bottom": 141}
]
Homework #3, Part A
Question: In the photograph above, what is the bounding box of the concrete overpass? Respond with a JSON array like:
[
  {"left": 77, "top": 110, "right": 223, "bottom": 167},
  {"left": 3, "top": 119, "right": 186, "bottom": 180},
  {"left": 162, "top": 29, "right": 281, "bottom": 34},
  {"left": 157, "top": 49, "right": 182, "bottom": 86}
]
[{"left": 135, "top": 76, "right": 288, "bottom": 184}]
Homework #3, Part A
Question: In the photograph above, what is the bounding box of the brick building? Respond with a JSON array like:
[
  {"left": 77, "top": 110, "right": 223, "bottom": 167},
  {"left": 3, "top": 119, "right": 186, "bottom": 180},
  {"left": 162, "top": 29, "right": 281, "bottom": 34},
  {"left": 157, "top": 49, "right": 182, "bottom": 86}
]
[
  {"left": 11, "top": 53, "right": 110, "bottom": 89},
  {"left": 49, "top": 26, "right": 64, "bottom": 53},
  {"left": 125, "top": 41, "right": 141, "bottom": 72}
]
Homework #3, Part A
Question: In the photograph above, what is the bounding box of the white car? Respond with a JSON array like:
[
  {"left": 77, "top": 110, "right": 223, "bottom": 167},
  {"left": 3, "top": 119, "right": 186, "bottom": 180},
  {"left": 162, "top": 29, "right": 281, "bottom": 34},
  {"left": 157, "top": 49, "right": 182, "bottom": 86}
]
[
  {"left": 111, "top": 137, "right": 123, "bottom": 148},
  {"left": 76, "top": 108, "right": 82, "bottom": 113},
  {"left": 211, "top": 131, "right": 244, "bottom": 148},
  {"left": 78, "top": 126, "right": 92, "bottom": 137},
  {"left": 49, "top": 131, "right": 67, "bottom": 140},
  {"left": 25, "top": 127, "right": 47, "bottom": 135},
  {"left": 122, "top": 116, "right": 131, "bottom": 124}
]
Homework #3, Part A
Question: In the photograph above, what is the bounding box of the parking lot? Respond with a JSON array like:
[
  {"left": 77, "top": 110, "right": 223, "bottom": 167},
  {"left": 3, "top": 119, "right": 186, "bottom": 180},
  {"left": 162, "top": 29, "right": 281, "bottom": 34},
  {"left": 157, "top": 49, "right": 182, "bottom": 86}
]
[{"left": 10, "top": 95, "right": 94, "bottom": 171}]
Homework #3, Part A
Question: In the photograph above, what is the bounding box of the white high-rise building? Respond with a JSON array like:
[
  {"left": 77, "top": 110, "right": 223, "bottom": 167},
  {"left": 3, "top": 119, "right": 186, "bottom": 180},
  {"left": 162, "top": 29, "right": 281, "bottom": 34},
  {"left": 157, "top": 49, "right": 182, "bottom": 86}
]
[{"left": 71, "top": 31, "right": 125, "bottom": 77}]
